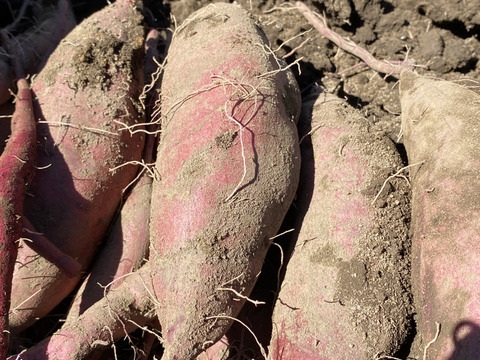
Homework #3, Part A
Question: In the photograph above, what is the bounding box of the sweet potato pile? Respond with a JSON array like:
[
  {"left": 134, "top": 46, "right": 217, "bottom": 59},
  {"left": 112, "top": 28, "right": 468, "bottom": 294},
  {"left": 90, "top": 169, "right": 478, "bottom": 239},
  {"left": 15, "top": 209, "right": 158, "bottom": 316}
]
[{"left": 0, "top": 1, "right": 479, "bottom": 359}]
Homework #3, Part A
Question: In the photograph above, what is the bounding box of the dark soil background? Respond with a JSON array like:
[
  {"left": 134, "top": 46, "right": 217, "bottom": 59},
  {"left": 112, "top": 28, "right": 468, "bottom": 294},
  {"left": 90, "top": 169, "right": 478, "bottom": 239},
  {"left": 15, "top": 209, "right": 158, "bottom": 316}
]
[{"left": 2, "top": 0, "right": 479, "bottom": 358}]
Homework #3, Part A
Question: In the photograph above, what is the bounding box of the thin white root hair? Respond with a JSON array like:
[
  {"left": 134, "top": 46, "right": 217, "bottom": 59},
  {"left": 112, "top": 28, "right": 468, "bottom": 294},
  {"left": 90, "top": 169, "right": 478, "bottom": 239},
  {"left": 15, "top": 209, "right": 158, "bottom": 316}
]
[
  {"left": 140, "top": 56, "right": 164, "bottom": 109},
  {"left": 109, "top": 160, "right": 157, "bottom": 180},
  {"left": 105, "top": 326, "right": 119, "bottom": 360},
  {"left": 223, "top": 102, "right": 247, "bottom": 202},
  {"left": 13, "top": 349, "right": 27, "bottom": 360},
  {"left": 10, "top": 288, "right": 43, "bottom": 314},
  {"left": 263, "top": 3, "right": 296, "bottom": 14},
  {"left": 299, "top": 123, "right": 325, "bottom": 144},
  {"left": 216, "top": 287, "right": 266, "bottom": 307},
  {"left": 139, "top": 273, "right": 162, "bottom": 307},
  {"left": 283, "top": 37, "right": 311, "bottom": 59},
  {"left": 269, "top": 228, "right": 294, "bottom": 241},
  {"left": 423, "top": 322, "right": 441, "bottom": 360},
  {"left": 38, "top": 120, "right": 120, "bottom": 136},
  {"left": 221, "top": 273, "right": 245, "bottom": 287},
  {"left": 205, "top": 315, "right": 267, "bottom": 359},
  {"left": 110, "top": 160, "right": 158, "bottom": 194},
  {"left": 113, "top": 119, "right": 162, "bottom": 135},
  {"left": 371, "top": 161, "right": 425, "bottom": 205},
  {"left": 127, "top": 319, "right": 163, "bottom": 343},
  {"left": 255, "top": 41, "right": 304, "bottom": 78},
  {"left": 270, "top": 242, "right": 284, "bottom": 298},
  {"left": 274, "top": 28, "right": 312, "bottom": 53}
]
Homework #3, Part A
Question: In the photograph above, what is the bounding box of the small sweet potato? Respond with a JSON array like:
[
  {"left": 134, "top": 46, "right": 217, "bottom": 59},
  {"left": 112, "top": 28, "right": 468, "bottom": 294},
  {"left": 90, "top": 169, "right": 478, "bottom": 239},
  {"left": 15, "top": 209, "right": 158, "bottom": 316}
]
[
  {"left": 9, "top": 0, "right": 145, "bottom": 333},
  {"left": 149, "top": 3, "right": 301, "bottom": 358},
  {"left": 400, "top": 71, "right": 480, "bottom": 359},
  {"left": 270, "top": 92, "right": 412, "bottom": 359}
]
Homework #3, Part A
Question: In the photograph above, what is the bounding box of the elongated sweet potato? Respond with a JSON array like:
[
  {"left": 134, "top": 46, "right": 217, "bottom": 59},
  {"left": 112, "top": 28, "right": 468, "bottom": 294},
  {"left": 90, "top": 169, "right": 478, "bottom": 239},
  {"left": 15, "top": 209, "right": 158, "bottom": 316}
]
[
  {"left": 270, "top": 91, "right": 412, "bottom": 359},
  {"left": 399, "top": 71, "right": 480, "bottom": 359},
  {"left": 66, "top": 134, "right": 154, "bottom": 321},
  {"left": 9, "top": 0, "right": 145, "bottom": 333},
  {"left": 8, "top": 263, "right": 156, "bottom": 360},
  {"left": 149, "top": 3, "right": 301, "bottom": 358},
  {"left": 0, "top": 78, "right": 35, "bottom": 359}
]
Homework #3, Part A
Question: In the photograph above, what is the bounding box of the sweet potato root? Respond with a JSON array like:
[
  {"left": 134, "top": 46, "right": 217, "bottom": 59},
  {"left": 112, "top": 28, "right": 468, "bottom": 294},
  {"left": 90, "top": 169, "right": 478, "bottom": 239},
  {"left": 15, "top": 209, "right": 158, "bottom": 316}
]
[
  {"left": 9, "top": 0, "right": 145, "bottom": 333},
  {"left": 66, "top": 134, "right": 154, "bottom": 321},
  {"left": 0, "top": 78, "right": 35, "bottom": 358},
  {"left": 8, "top": 264, "right": 156, "bottom": 360},
  {"left": 399, "top": 71, "right": 480, "bottom": 359},
  {"left": 270, "top": 92, "right": 412, "bottom": 359},
  {"left": 149, "top": 3, "right": 301, "bottom": 358}
]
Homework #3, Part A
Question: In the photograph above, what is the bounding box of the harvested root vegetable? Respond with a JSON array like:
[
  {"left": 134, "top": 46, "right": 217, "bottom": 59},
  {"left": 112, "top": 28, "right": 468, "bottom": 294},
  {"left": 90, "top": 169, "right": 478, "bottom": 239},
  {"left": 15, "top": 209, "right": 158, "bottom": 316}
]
[
  {"left": 270, "top": 92, "right": 412, "bottom": 359},
  {"left": 400, "top": 71, "right": 480, "bottom": 359},
  {"left": 66, "top": 133, "right": 154, "bottom": 321},
  {"left": 0, "top": 0, "right": 76, "bottom": 105},
  {"left": 0, "top": 78, "right": 35, "bottom": 359},
  {"left": 8, "top": 264, "right": 157, "bottom": 360},
  {"left": 9, "top": 0, "right": 145, "bottom": 333},
  {"left": 65, "top": 28, "right": 162, "bottom": 322},
  {"left": 149, "top": 3, "right": 301, "bottom": 358}
]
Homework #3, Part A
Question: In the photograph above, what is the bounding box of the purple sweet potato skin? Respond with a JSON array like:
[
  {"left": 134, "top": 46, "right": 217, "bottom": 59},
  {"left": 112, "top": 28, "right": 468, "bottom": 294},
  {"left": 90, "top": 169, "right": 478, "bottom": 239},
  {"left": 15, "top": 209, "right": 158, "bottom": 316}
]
[
  {"left": 0, "top": 79, "right": 35, "bottom": 358},
  {"left": 270, "top": 92, "right": 411, "bottom": 359},
  {"left": 8, "top": 264, "right": 156, "bottom": 360},
  {"left": 9, "top": 0, "right": 145, "bottom": 333},
  {"left": 400, "top": 71, "right": 480, "bottom": 359},
  {"left": 149, "top": 3, "right": 301, "bottom": 359}
]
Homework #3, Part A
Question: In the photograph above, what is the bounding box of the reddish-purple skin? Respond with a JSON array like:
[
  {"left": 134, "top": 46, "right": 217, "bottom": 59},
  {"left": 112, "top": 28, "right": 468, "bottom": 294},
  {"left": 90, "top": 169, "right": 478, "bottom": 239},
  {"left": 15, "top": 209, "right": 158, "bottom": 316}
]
[
  {"left": 270, "top": 103, "right": 372, "bottom": 359},
  {"left": 400, "top": 71, "right": 480, "bottom": 359},
  {"left": 0, "top": 79, "right": 35, "bottom": 358},
  {"left": 67, "top": 134, "right": 155, "bottom": 320},
  {"left": 7, "top": 264, "right": 156, "bottom": 360},
  {"left": 149, "top": 4, "right": 301, "bottom": 359},
  {"left": 270, "top": 93, "right": 410, "bottom": 359},
  {"left": 9, "top": 0, "right": 145, "bottom": 333}
]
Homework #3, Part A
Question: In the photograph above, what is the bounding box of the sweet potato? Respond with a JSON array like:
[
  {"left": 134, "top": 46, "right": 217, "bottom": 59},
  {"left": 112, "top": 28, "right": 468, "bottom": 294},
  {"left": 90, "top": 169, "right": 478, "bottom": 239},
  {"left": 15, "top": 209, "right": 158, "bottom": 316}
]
[
  {"left": 8, "top": 0, "right": 145, "bottom": 333},
  {"left": 8, "top": 264, "right": 157, "bottom": 360},
  {"left": 66, "top": 133, "right": 154, "bottom": 321},
  {"left": 149, "top": 3, "right": 301, "bottom": 358},
  {"left": 0, "top": 78, "right": 35, "bottom": 359},
  {"left": 399, "top": 71, "right": 480, "bottom": 359},
  {"left": 270, "top": 91, "right": 412, "bottom": 359},
  {"left": 0, "top": 0, "right": 75, "bottom": 105},
  {"left": 65, "top": 29, "right": 162, "bottom": 322}
]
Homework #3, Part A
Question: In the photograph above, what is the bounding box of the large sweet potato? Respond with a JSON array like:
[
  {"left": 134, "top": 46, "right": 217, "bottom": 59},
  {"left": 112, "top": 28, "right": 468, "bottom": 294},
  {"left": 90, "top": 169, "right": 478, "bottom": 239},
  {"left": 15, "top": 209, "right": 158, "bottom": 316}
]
[
  {"left": 9, "top": 0, "right": 145, "bottom": 333},
  {"left": 400, "top": 71, "right": 480, "bottom": 359},
  {"left": 149, "top": 3, "right": 301, "bottom": 358},
  {"left": 270, "top": 92, "right": 412, "bottom": 359}
]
